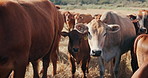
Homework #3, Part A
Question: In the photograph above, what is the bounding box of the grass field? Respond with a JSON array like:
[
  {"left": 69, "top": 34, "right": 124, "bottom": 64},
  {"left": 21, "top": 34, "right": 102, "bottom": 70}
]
[{"left": 15, "top": 9, "right": 146, "bottom": 78}]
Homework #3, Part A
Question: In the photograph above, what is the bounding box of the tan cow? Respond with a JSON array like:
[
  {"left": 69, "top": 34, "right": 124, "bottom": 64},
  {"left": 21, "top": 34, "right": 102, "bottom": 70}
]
[
  {"left": 62, "top": 11, "right": 75, "bottom": 31},
  {"left": 74, "top": 13, "right": 93, "bottom": 24},
  {"left": 75, "top": 11, "right": 136, "bottom": 78},
  {"left": 93, "top": 14, "right": 102, "bottom": 20},
  {"left": 131, "top": 34, "right": 148, "bottom": 73},
  {"left": 0, "top": 0, "right": 64, "bottom": 78},
  {"left": 131, "top": 34, "right": 148, "bottom": 78},
  {"left": 131, "top": 62, "right": 148, "bottom": 78}
]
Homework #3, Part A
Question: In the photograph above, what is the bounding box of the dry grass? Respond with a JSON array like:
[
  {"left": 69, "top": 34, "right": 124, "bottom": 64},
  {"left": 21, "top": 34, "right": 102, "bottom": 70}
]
[
  {"left": 23, "top": 35, "right": 133, "bottom": 78},
  {"left": 11, "top": 9, "right": 138, "bottom": 78}
]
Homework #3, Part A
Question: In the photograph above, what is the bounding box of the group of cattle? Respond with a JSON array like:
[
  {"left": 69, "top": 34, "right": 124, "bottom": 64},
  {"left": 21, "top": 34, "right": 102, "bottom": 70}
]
[
  {"left": 61, "top": 9, "right": 148, "bottom": 78},
  {"left": 0, "top": 0, "right": 148, "bottom": 78}
]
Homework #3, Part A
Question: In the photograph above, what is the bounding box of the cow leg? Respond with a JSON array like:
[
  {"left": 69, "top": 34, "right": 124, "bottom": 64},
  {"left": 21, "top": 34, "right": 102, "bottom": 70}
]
[
  {"left": 113, "top": 54, "right": 121, "bottom": 78},
  {"left": 31, "top": 60, "right": 40, "bottom": 78},
  {"left": 42, "top": 53, "right": 50, "bottom": 78},
  {"left": 13, "top": 57, "right": 28, "bottom": 78},
  {"left": 70, "top": 57, "right": 76, "bottom": 78},
  {"left": 81, "top": 59, "right": 88, "bottom": 78},
  {"left": 51, "top": 35, "right": 60, "bottom": 76},
  {"left": 86, "top": 57, "right": 90, "bottom": 73},
  {"left": 50, "top": 49, "right": 58, "bottom": 76},
  {"left": 98, "top": 57, "right": 105, "bottom": 78},
  {"left": 130, "top": 50, "right": 139, "bottom": 72}
]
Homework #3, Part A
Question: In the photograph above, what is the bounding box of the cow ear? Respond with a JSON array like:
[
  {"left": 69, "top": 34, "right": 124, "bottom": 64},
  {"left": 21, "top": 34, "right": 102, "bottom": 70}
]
[
  {"left": 106, "top": 24, "right": 120, "bottom": 33},
  {"left": 74, "top": 23, "right": 88, "bottom": 34},
  {"left": 80, "top": 16, "right": 83, "bottom": 19},
  {"left": 61, "top": 32, "right": 69, "bottom": 37}
]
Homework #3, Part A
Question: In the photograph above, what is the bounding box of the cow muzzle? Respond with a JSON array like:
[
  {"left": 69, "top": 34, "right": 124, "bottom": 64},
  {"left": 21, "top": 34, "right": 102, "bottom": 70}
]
[
  {"left": 90, "top": 50, "right": 102, "bottom": 56},
  {"left": 72, "top": 48, "right": 79, "bottom": 53},
  {"left": 139, "top": 27, "right": 147, "bottom": 34}
]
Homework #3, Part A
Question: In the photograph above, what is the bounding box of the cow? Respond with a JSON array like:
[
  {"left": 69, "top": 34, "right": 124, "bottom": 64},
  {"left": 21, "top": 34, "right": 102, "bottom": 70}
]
[
  {"left": 48, "top": 7, "right": 64, "bottom": 76},
  {"left": 62, "top": 11, "right": 75, "bottom": 31},
  {"left": 127, "top": 14, "right": 140, "bottom": 35},
  {"left": 0, "top": 0, "right": 64, "bottom": 78},
  {"left": 127, "top": 13, "right": 147, "bottom": 35},
  {"left": 93, "top": 14, "right": 102, "bottom": 20},
  {"left": 74, "top": 13, "right": 93, "bottom": 24},
  {"left": 61, "top": 23, "right": 90, "bottom": 78},
  {"left": 136, "top": 10, "right": 148, "bottom": 34},
  {"left": 131, "top": 34, "right": 148, "bottom": 74},
  {"left": 131, "top": 62, "right": 148, "bottom": 78},
  {"left": 75, "top": 11, "right": 136, "bottom": 78},
  {"left": 129, "top": 10, "right": 148, "bottom": 72}
]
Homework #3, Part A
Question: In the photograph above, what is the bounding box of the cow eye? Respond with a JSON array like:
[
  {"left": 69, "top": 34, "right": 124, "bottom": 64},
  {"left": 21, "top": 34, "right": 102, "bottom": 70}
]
[
  {"left": 103, "top": 32, "right": 107, "bottom": 37},
  {"left": 88, "top": 32, "right": 92, "bottom": 40}
]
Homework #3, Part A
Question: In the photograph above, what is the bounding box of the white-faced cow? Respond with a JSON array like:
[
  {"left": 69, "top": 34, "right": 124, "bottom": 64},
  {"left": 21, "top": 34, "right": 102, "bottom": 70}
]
[
  {"left": 136, "top": 10, "right": 148, "bottom": 34},
  {"left": 75, "top": 11, "right": 136, "bottom": 78}
]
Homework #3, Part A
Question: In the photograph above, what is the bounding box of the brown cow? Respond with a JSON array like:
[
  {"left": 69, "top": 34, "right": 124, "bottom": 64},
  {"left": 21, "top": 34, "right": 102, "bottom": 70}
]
[
  {"left": 48, "top": 8, "right": 64, "bottom": 76},
  {"left": 74, "top": 13, "right": 93, "bottom": 24},
  {"left": 75, "top": 11, "right": 136, "bottom": 78},
  {"left": 0, "top": 0, "right": 64, "bottom": 78},
  {"left": 62, "top": 11, "right": 75, "bottom": 31},
  {"left": 61, "top": 23, "right": 90, "bottom": 78},
  {"left": 136, "top": 10, "right": 148, "bottom": 34},
  {"left": 131, "top": 34, "right": 148, "bottom": 73},
  {"left": 127, "top": 14, "right": 140, "bottom": 35},
  {"left": 127, "top": 13, "right": 147, "bottom": 35},
  {"left": 131, "top": 62, "right": 148, "bottom": 78}
]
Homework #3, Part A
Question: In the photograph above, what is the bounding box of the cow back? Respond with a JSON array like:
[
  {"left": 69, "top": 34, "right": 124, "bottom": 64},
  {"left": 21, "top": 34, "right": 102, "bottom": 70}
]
[
  {"left": 18, "top": 0, "right": 59, "bottom": 61},
  {"left": 134, "top": 34, "right": 148, "bottom": 67},
  {"left": 0, "top": 0, "right": 61, "bottom": 77},
  {"left": 0, "top": 0, "right": 32, "bottom": 62},
  {"left": 100, "top": 11, "right": 136, "bottom": 54}
]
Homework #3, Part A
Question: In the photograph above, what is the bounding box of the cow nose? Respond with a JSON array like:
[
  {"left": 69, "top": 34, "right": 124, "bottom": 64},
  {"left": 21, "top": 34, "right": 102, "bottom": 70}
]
[
  {"left": 66, "top": 19, "right": 70, "bottom": 21},
  {"left": 73, "top": 48, "right": 79, "bottom": 53},
  {"left": 92, "top": 50, "right": 96, "bottom": 53},
  {"left": 140, "top": 28, "right": 147, "bottom": 33},
  {"left": 91, "top": 50, "right": 102, "bottom": 56}
]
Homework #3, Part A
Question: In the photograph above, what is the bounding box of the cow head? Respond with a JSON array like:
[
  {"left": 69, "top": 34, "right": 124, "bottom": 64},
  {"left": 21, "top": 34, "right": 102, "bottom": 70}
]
[
  {"left": 74, "top": 14, "right": 83, "bottom": 24},
  {"left": 75, "top": 19, "right": 120, "bottom": 56},
  {"left": 93, "top": 14, "right": 102, "bottom": 20},
  {"left": 127, "top": 13, "right": 147, "bottom": 35},
  {"left": 64, "top": 11, "right": 74, "bottom": 22},
  {"left": 136, "top": 10, "right": 148, "bottom": 34},
  {"left": 61, "top": 28, "right": 87, "bottom": 54}
]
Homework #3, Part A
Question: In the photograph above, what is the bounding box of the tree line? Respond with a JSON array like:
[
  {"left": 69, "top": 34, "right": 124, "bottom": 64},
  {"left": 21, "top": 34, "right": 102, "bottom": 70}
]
[{"left": 50, "top": 0, "right": 148, "bottom": 5}]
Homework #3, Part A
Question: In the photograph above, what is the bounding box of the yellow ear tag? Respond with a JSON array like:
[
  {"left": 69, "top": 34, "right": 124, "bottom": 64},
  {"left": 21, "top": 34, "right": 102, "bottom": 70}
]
[{"left": 84, "top": 35, "right": 88, "bottom": 40}]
